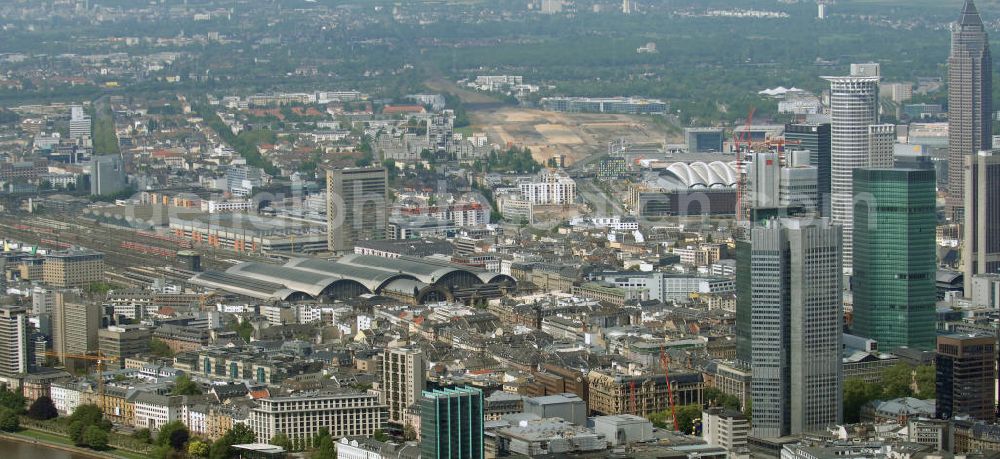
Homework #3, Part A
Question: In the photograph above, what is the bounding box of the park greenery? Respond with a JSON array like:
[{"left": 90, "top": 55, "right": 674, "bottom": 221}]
[
  {"left": 0, "top": 387, "right": 23, "bottom": 432},
  {"left": 67, "top": 404, "right": 113, "bottom": 450},
  {"left": 646, "top": 386, "right": 749, "bottom": 435},
  {"left": 92, "top": 108, "right": 121, "bottom": 156},
  {"left": 194, "top": 104, "right": 279, "bottom": 175},
  {"left": 0, "top": 0, "right": 976, "bottom": 125},
  {"left": 26, "top": 396, "right": 59, "bottom": 421},
  {"left": 150, "top": 337, "right": 175, "bottom": 358},
  {"left": 171, "top": 373, "right": 203, "bottom": 396},
  {"left": 843, "top": 363, "right": 936, "bottom": 423},
  {"left": 472, "top": 147, "right": 541, "bottom": 174},
  {"left": 229, "top": 319, "right": 255, "bottom": 342}
]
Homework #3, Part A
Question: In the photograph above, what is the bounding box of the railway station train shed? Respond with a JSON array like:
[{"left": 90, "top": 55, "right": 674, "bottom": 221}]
[{"left": 190, "top": 254, "right": 516, "bottom": 304}]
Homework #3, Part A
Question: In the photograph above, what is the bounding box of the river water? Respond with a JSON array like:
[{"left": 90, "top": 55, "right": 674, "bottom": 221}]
[{"left": 0, "top": 437, "right": 97, "bottom": 459}]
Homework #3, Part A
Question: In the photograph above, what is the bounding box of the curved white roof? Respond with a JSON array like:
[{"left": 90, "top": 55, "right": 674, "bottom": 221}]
[
  {"left": 666, "top": 163, "right": 705, "bottom": 188},
  {"left": 709, "top": 161, "right": 737, "bottom": 185},
  {"left": 664, "top": 161, "right": 738, "bottom": 188}
]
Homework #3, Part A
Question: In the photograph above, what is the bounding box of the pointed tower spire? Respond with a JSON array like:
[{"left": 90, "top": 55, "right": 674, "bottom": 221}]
[{"left": 960, "top": 0, "right": 984, "bottom": 27}]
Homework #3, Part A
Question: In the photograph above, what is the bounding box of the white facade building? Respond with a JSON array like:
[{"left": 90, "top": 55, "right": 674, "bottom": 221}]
[
  {"left": 519, "top": 170, "right": 576, "bottom": 205},
  {"left": 824, "top": 63, "right": 881, "bottom": 272},
  {"left": 779, "top": 152, "right": 819, "bottom": 213},
  {"left": 201, "top": 199, "right": 254, "bottom": 214},
  {"left": 50, "top": 381, "right": 83, "bottom": 415},
  {"left": 69, "top": 105, "right": 92, "bottom": 139},
  {"left": 248, "top": 392, "right": 387, "bottom": 444},
  {"left": 133, "top": 393, "right": 183, "bottom": 430},
  {"left": 703, "top": 407, "right": 750, "bottom": 458}
]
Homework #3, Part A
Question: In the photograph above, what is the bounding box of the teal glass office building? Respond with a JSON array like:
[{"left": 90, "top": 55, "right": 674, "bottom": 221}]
[
  {"left": 852, "top": 168, "right": 937, "bottom": 350},
  {"left": 420, "top": 386, "right": 484, "bottom": 459}
]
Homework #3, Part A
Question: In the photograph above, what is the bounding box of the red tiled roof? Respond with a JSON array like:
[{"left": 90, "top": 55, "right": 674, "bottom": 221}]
[{"left": 383, "top": 105, "right": 426, "bottom": 115}]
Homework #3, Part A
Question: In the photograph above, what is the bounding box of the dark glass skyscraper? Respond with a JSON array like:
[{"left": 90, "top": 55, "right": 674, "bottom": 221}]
[
  {"left": 420, "top": 387, "right": 484, "bottom": 459},
  {"left": 785, "top": 123, "right": 831, "bottom": 216},
  {"left": 948, "top": 0, "right": 992, "bottom": 219},
  {"left": 935, "top": 334, "right": 997, "bottom": 420},
  {"left": 852, "top": 168, "right": 937, "bottom": 351}
]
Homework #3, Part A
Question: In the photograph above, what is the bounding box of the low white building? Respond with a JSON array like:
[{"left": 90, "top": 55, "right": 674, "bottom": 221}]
[
  {"left": 336, "top": 437, "right": 420, "bottom": 459},
  {"left": 519, "top": 169, "right": 576, "bottom": 205},
  {"left": 50, "top": 380, "right": 84, "bottom": 415},
  {"left": 133, "top": 392, "right": 184, "bottom": 431},
  {"left": 702, "top": 407, "right": 750, "bottom": 459},
  {"left": 201, "top": 199, "right": 254, "bottom": 214},
  {"left": 183, "top": 404, "right": 209, "bottom": 438},
  {"left": 248, "top": 392, "right": 387, "bottom": 444}
]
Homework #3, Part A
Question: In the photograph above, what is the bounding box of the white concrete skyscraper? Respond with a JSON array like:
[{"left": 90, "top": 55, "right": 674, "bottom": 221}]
[
  {"left": 0, "top": 306, "right": 29, "bottom": 380},
  {"left": 823, "top": 63, "right": 881, "bottom": 272},
  {"left": 750, "top": 218, "right": 843, "bottom": 439},
  {"left": 379, "top": 347, "right": 425, "bottom": 426}
]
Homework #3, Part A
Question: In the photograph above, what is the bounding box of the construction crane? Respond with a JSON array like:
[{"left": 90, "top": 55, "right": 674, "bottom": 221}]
[
  {"left": 763, "top": 137, "right": 801, "bottom": 153},
  {"left": 44, "top": 351, "right": 116, "bottom": 406},
  {"left": 199, "top": 291, "right": 218, "bottom": 312},
  {"left": 660, "top": 346, "right": 680, "bottom": 431}
]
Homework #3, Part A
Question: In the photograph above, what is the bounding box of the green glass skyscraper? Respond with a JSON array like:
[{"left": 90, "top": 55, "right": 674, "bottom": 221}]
[
  {"left": 420, "top": 386, "right": 484, "bottom": 459},
  {"left": 852, "top": 168, "right": 937, "bottom": 350}
]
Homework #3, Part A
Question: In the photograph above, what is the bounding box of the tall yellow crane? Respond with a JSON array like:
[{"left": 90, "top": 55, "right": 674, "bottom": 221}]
[{"left": 44, "top": 351, "right": 117, "bottom": 406}]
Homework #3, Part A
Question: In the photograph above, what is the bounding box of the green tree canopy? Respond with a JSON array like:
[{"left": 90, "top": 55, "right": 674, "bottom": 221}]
[
  {"left": 674, "top": 404, "right": 703, "bottom": 435},
  {"left": 172, "top": 373, "right": 203, "bottom": 396},
  {"left": 26, "top": 395, "right": 58, "bottom": 420},
  {"left": 703, "top": 387, "right": 741, "bottom": 411},
  {"left": 0, "top": 408, "right": 19, "bottom": 432},
  {"left": 270, "top": 432, "right": 292, "bottom": 451},
  {"left": 68, "top": 420, "right": 87, "bottom": 445},
  {"left": 189, "top": 439, "right": 211, "bottom": 458},
  {"left": 83, "top": 425, "right": 109, "bottom": 450},
  {"left": 0, "top": 387, "right": 26, "bottom": 412},
  {"left": 133, "top": 428, "right": 153, "bottom": 444},
  {"left": 842, "top": 363, "right": 936, "bottom": 423},
  {"left": 210, "top": 424, "right": 257, "bottom": 459},
  {"left": 311, "top": 433, "right": 336, "bottom": 459},
  {"left": 69, "top": 403, "right": 111, "bottom": 431},
  {"left": 157, "top": 420, "right": 191, "bottom": 451},
  {"left": 150, "top": 338, "right": 175, "bottom": 357}
]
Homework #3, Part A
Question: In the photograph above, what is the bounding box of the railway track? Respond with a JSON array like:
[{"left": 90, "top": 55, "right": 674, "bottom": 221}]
[{"left": 0, "top": 215, "right": 239, "bottom": 271}]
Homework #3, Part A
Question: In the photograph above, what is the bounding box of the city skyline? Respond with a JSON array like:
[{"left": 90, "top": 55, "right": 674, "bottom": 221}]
[{"left": 0, "top": 1, "right": 992, "bottom": 458}]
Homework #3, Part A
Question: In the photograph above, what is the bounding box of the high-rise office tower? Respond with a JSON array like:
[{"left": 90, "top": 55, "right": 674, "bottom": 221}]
[
  {"left": 90, "top": 155, "right": 127, "bottom": 196},
  {"left": 750, "top": 218, "right": 843, "bottom": 438},
  {"left": 963, "top": 150, "right": 1000, "bottom": 293},
  {"left": 0, "top": 306, "right": 29, "bottom": 379},
  {"left": 824, "top": 63, "right": 881, "bottom": 272},
  {"left": 785, "top": 123, "right": 831, "bottom": 215},
  {"left": 52, "top": 292, "right": 100, "bottom": 363},
  {"left": 69, "top": 105, "right": 91, "bottom": 140},
  {"left": 380, "top": 347, "right": 426, "bottom": 425},
  {"left": 852, "top": 168, "right": 937, "bottom": 351},
  {"left": 779, "top": 150, "right": 819, "bottom": 214},
  {"left": 420, "top": 387, "right": 484, "bottom": 459},
  {"left": 326, "top": 167, "right": 388, "bottom": 253},
  {"left": 735, "top": 236, "right": 752, "bottom": 367},
  {"left": 748, "top": 152, "right": 780, "bottom": 210},
  {"left": 867, "top": 124, "right": 897, "bottom": 168},
  {"left": 948, "top": 0, "right": 992, "bottom": 219},
  {"left": 935, "top": 333, "right": 996, "bottom": 420}
]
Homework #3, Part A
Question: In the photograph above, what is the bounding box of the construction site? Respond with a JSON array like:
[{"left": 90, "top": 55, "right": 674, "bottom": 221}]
[{"left": 470, "top": 106, "right": 679, "bottom": 167}]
